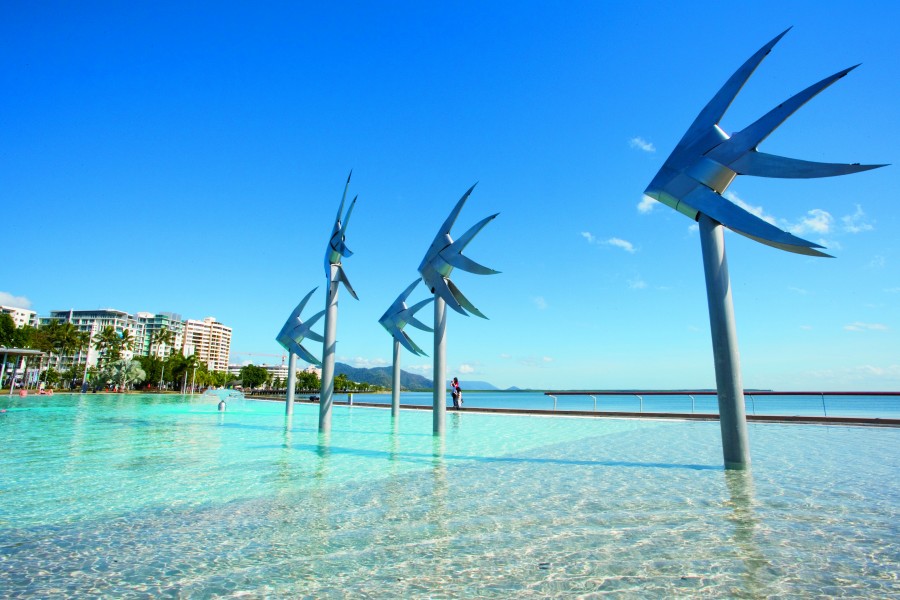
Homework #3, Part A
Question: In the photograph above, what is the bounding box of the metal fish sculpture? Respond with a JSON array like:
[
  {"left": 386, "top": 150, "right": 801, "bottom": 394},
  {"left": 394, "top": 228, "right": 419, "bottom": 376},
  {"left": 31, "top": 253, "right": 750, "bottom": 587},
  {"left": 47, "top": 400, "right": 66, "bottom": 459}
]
[
  {"left": 643, "top": 28, "right": 885, "bottom": 257},
  {"left": 417, "top": 183, "right": 500, "bottom": 317},
  {"left": 379, "top": 279, "right": 434, "bottom": 356},
  {"left": 325, "top": 171, "right": 359, "bottom": 299},
  {"left": 275, "top": 287, "right": 325, "bottom": 366}
]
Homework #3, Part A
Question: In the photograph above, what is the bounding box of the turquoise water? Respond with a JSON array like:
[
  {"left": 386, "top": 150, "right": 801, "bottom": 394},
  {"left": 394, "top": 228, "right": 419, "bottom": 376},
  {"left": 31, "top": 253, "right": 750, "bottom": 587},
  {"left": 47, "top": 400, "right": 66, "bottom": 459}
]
[
  {"left": 351, "top": 390, "right": 900, "bottom": 417},
  {"left": 1, "top": 393, "right": 898, "bottom": 598}
]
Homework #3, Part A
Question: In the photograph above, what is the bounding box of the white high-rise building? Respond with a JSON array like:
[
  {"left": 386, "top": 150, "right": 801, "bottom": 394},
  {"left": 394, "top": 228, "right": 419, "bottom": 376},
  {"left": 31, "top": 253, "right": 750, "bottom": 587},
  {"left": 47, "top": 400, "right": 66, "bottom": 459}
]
[
  {"left": 182, "top": 317, "right": 232, "bottom": 372},
  {"left": 1, "top": 305, "right": 38, "bottom": 328}
]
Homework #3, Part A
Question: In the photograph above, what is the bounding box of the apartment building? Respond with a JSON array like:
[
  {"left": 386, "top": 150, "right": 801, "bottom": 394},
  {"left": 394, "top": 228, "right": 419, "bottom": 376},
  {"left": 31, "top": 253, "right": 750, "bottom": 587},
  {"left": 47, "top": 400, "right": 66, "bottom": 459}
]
[
  {"left": 183, "top": 317, "right": 232, "bottom": 372},
  {"left": 1, "top": 305, "right": 38, "bottom": 328}
]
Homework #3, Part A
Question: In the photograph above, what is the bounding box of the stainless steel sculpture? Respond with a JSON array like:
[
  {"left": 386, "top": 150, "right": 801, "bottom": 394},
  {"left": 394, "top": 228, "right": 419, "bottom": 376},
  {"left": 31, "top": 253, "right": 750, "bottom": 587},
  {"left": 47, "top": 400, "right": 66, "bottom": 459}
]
[
  {"left": 378, "top": 278, "right": 434, "bottom": 418},
  {"left": 418, "top": 183, "right": 499, "bottom": 433},
  {"left": 319, "top": 173, "right": 359, "bottom": 432},
  {"left": 275, "top": 287, "right": 324, "bottom": 415},
  {"left": 644, "top": 29, "right": 885, "bottom": 469}
]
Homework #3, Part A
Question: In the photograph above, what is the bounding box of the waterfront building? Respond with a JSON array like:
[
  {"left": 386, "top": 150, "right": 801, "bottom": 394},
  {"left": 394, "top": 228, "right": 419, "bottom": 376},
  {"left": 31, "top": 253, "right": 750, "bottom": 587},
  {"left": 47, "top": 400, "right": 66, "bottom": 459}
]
[
  {"left": 136, "top": 312, "right": 184, "bottom": 358},
  {"left": 0, "top": 305, "right": 38, "bottom": 328},
  {"left": 183, "top": 317, "right": 232, "bottom": 372},
  {"left": 42, "top": 309, "right": 140, "bottom": 370}
]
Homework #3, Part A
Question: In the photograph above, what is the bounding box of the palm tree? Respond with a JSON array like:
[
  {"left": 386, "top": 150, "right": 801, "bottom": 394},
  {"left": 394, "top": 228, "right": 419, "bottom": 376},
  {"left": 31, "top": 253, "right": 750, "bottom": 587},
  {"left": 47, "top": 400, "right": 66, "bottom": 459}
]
[
  {"left": 150, "top": 327, "right": 176, "bottom": 391},
  {"left": 93, "top": 326, "right": 122, "bottom": 368},
  {"left": 111, "top": 359, "right": 146, "bottom": 392},
  {"left": 182, "top": 353, "right": 200, "bottom": 394}
]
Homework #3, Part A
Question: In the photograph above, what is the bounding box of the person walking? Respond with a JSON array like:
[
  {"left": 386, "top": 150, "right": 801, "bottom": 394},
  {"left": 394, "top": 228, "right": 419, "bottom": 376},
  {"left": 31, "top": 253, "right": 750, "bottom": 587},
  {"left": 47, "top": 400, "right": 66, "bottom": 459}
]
[{"left": 451, "top": 377, "right": 463, "bottom": 410}]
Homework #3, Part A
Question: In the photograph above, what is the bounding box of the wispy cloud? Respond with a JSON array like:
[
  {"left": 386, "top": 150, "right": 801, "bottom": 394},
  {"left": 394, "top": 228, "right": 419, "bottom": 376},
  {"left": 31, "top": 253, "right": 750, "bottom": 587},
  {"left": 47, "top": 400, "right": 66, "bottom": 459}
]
[
  {"left": 807, "top": 364, "right": 900, "bottom": 386},
  {"left": 499, "top": 353, "right": 511, "bottom": 360},
  {"left": 843, "top": 322, "right": 888, "bottom": 332},
  {"left": 788, "top": 209, "right": 833, "bottom": 236},
  {"left": 842, "top": 204, "right": 874, "bottom": 233},
  {"left": 533, "top": 296, "right": 548, "bottom": 310},
  {"left": 868, "top": 255, "right": 886, "bottom": 269},
  {"left": 518, "top": 356, "right": 553, "bottom": 369},
  {"left": 789, "top": 286, "right": 809, "bottom": 295},
  {"left": 349, "top": 356, "right": 389, "bottom": 368},
  {"left": 581, "top": 232, "right": 637, "bottom": 253},
  {"left": 0, "top": 292, "right": 32, "bottom": 309},
  {"left": 607, "top": 237, "right": 636, "bottom": 253},
  {"left": 627, "top": 277, "right": 647, "bottom": 290},
  {"left": 637, "top": 195, "right": 657, "bottom": 213},
  {"left": 629, "top": 137, "right": 656, "bottom": 153},
  {"left": 458, "top": 364, "right": 475, "bottom": 374},
  {"left": 407, "top": 363, "right": 432, "bottom": 374}
]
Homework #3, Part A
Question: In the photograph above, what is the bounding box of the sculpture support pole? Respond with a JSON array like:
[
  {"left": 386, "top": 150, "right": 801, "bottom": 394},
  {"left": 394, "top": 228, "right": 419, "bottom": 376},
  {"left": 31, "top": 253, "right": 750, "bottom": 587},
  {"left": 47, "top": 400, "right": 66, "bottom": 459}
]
[
  {"left": 699, "top": 214, "right": 750, "bottom": 470},
  {"left": 285, "top": 353, "right": 297, "bottom": 415},
  {"left": 391, "top": 339, "right": 401, "bottom": 419},
  {"left": 433, "top": 295, "right": 447, "bottom": 435},
  {"left": 319, "top": 273, "right": 339, "bottom": 432}
]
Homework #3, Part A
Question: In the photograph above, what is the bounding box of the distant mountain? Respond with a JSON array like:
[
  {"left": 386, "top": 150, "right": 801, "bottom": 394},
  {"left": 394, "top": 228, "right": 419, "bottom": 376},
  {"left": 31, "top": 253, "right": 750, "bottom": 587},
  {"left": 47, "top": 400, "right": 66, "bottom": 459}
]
[
  {"left": 452, "top": 380, "right": 499, "bottom": 391},
  {"left": 334, "top": 362, "right": 432, "bottom": 390}
]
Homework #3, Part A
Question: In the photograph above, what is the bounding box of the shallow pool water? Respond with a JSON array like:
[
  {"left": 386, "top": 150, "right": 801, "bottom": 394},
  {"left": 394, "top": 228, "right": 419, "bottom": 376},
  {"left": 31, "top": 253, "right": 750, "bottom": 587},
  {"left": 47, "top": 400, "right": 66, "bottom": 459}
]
[{"left": 1, "top": 393, "right": 898, "bottom": 598}]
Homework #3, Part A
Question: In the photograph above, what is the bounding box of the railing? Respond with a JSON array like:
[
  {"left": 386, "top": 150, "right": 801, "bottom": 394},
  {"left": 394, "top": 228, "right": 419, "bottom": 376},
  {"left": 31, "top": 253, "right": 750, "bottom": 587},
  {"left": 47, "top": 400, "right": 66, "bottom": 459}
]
[{"left": 543, "top": 391, "right": 900, "bottom": 419}]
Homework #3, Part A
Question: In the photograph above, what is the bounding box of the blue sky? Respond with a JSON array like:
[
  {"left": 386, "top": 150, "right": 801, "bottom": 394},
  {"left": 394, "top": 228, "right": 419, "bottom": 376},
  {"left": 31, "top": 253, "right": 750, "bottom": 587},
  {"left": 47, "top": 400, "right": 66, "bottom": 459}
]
[{"left": 2, "top": 1, "right": 897, "bottom": 391}]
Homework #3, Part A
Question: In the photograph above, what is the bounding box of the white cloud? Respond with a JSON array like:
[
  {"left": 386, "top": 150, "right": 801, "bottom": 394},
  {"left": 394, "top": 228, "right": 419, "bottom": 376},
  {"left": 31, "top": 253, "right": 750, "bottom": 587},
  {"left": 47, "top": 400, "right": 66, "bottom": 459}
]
[
  {"left": 789, "top": 209, "right": 833, "bottom": 236},
  {"left": 629, "top": 137, "right": 656, "bottom": 153},
  {"left": 637, "top": 195, "right": 657, "bottom": 213},
  {"left": 789, "top": 286, "right": 809, "bottom": 295},
  {"left": 868, "top": 255, "right": 886, "bottom": 269},
  {"left": 843, "top": 322, "right": 888, "bottom": 332},
  {"left": 582, "top": 232, "right": 636, "bottom": 253},
  {"left": 842, "top": 204, "right": 874, "bottom": 233},
  {"left": 499, "top": 353, "right": 512, "bottom": 359},
  {"left": 348, "top": 357, "right": 389, "bottom": 368},
  {"left": 518, "top": 356, "right": 553, "bottom": 369},
  {"left": 542, "top": 356, "right": 553, "bottom": 363},
  {"left": 724, "top": 191, "right": 777, "bottom": 225},
  {"left": 606, "top": 237, "right": 636, "bottom": 253},
  {"left": 807, "top": 364, "right": 900, "bottom": 386},
  {"left": 458, "top": 364, "right": 475, "bottom": 374},
  {"left": 627, "top": 277, "right": 647, "bottom": 290},
  {"left": 406, "top": 363, "right": 432, "bottom": 374},
  {"left": 533, "top": 296, "right": 548, "bottom": 310},
  {"left": 800, "top": 325, "right": 813, "bottom": 330},
  {"left": 0, "top": 292, "right": 32, "bottom": 309}
]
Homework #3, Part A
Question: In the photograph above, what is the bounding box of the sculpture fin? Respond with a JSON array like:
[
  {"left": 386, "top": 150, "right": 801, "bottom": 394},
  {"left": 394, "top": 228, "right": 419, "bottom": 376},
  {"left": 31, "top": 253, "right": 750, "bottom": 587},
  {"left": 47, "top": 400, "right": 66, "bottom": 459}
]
[
  {"left": 683, "top": 186, "right": 831, "bottom": 257},
  {"left": 401, "top": 330, "right": 428, "bottom": 357},
  {"left": 432, "top": 276, "right": 467, "bottom": 315},
  {"left": 435, "top": 183, "right": 478, "bottom": 238},
  {"left": 714, "top": 66, "right": 859, "bottom": 162},
  {"left": 334, "top": 265, "right": 359, "bottom": 300},
  {"left": 730, "top": 151, "right": 886, "bottom": 178},
  {"left": 677, "top": 28, "right": 790, "bottom": 149},
  {"left": 445, "top": 252, "right": 500, "bottom": 275},
  {"left": 447, "top": 278, "right": 487, "bottom": 319},
  {"left": 294, "top": 343, "right": 322, "bottom": 367}
]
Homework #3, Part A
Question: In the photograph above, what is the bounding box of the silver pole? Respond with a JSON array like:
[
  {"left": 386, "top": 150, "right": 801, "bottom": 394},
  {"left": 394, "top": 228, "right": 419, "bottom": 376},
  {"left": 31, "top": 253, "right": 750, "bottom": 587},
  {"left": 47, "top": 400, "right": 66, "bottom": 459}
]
[
  {"left": 433, "top": 295, "right": 447, "bottom": 434},
  {"left": 285, "top": 353, "right": 297, "bottom": 415},
  {"left": 391, "top": 339, "right": 401, "bottom": 418},
  {"left": 699, "top": 215, "right": 750, "bottom": 470},
  {"left": 319, "top": 274, "right": 340, "bottom": 432}
]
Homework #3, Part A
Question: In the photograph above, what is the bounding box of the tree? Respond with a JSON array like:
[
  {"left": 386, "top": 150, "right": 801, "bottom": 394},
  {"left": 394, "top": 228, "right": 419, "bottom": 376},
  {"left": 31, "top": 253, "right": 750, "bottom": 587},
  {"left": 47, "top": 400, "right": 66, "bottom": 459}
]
[
  {"left": 297, "top": 370, "right": 320, "bottom": 392},
  {"left": 334, "top": 373, "right": 351, "bottom": 391},
  {"left": 239, "top": 364, "right": 268, "bottom": 390},
  {"left": 150, "top": 327, "right": 176, "bottom": 391},
  {"left": 111, "top": 359, "right": 146, "bottom": 392},
  {"left": 94, "top": 326, "right": 122, "bottom": 367},
  {"left": 0, "top": 313, "right": 17, "bottom": 346}
]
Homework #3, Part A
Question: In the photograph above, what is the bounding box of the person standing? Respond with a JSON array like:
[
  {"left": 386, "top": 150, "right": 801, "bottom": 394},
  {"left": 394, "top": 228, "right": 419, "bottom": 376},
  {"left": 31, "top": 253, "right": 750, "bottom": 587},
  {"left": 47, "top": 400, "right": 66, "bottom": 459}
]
[{"left": 451, "top": 377, "right": 463, "bottom": 410}]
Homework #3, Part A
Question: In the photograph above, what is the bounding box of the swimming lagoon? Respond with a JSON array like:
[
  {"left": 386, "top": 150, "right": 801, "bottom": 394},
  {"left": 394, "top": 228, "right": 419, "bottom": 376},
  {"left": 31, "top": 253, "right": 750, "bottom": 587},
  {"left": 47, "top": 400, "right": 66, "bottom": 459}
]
[{"left": 1, "top": 393, "right": 898, "bottom": 597}]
